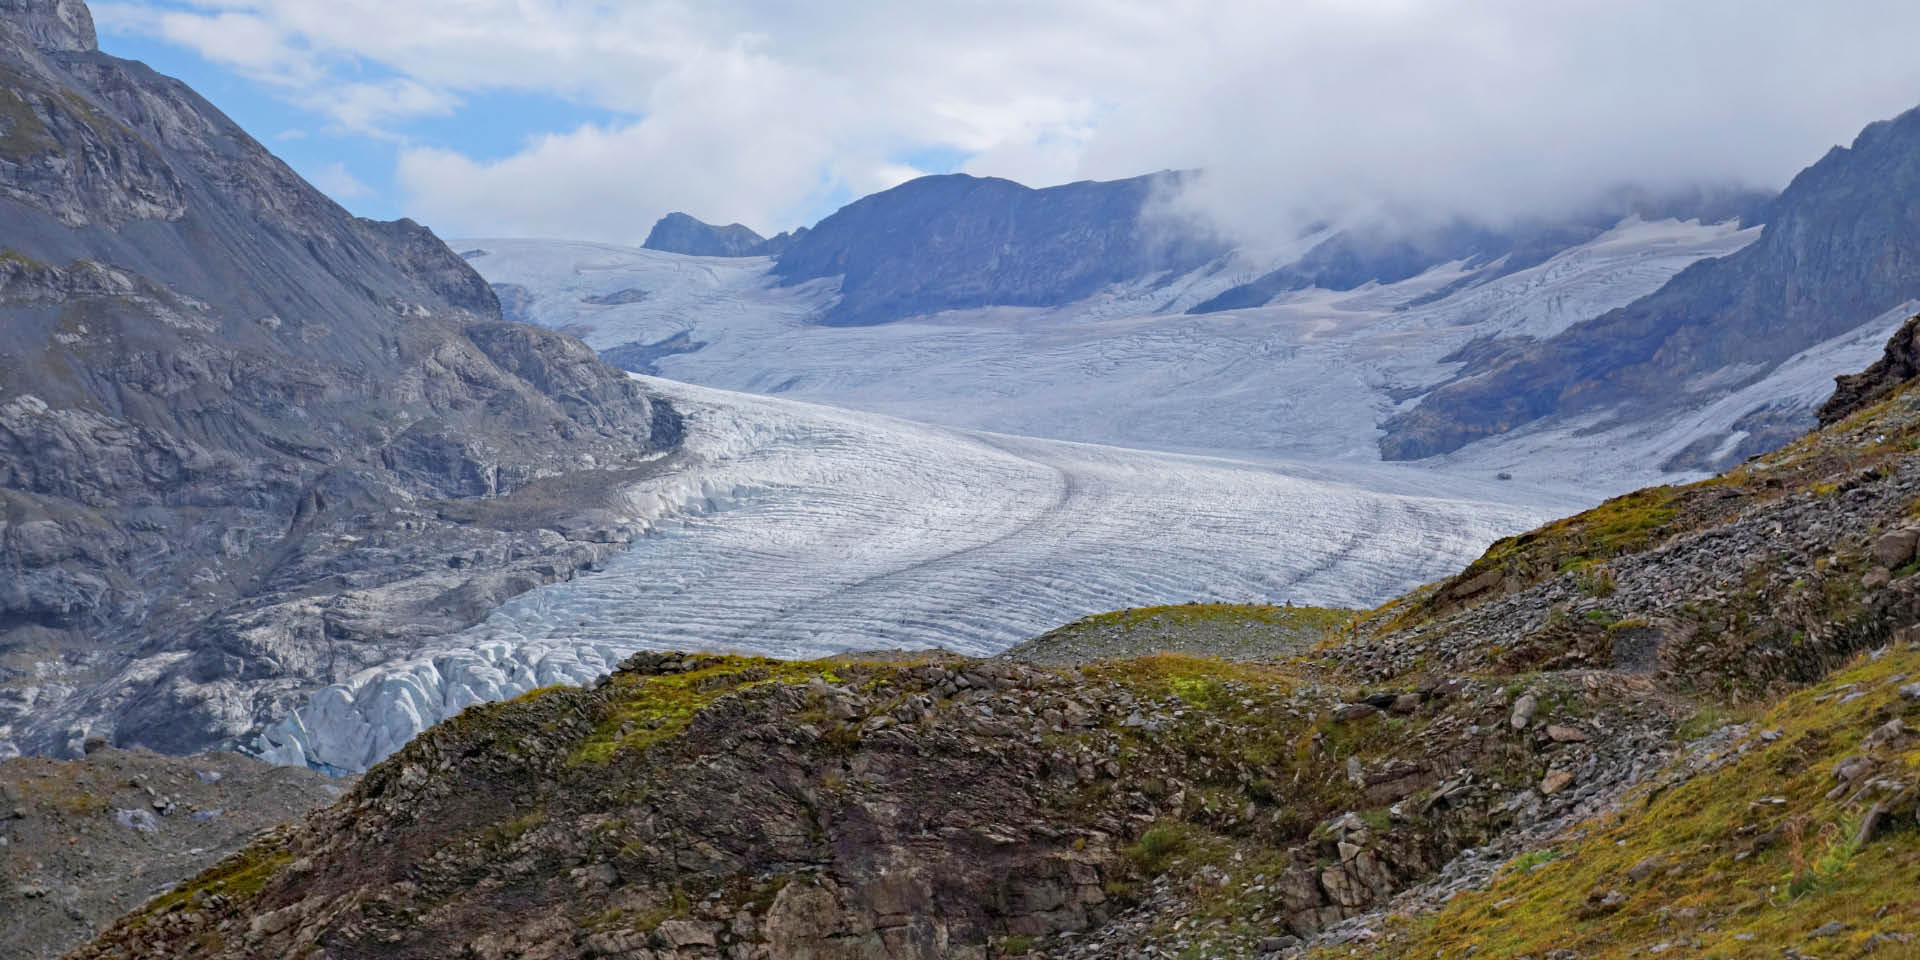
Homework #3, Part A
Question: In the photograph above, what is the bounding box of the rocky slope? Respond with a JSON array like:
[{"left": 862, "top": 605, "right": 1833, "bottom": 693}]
[
  {"left": 642, "top": 213, "right": 777, "bottom": 258},
  {"left": 66, "top": 321, "right": 1920, "bottom": 958},
  {"left": 769, "top": 171, "right": 1231, "bottom": 326},
  {"left": 0, "top": 0, "right": 680, "bottom": 761},
  {"left": 1382, "top": 103, "right": 1920, "bottom": 463},
  {"left": 3, "top": 743, "right": 341, "bottom": 959}
]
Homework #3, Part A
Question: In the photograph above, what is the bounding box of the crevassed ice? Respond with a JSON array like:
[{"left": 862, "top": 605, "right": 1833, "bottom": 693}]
[{"left": 254, "top": 381, "right": 1572, "bottom": 772}]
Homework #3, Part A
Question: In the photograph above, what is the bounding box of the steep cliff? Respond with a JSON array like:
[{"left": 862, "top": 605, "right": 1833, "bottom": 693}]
[{"left": 0, "top": 0, "right": 680, "bottom": 760}]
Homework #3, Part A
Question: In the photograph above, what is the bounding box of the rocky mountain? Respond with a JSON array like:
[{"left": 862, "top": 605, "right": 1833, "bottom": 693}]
[
  {"left": 0, "top": 0, "right": 680, "bottom": 761},
  {"left": 769, "top": 171, "right": 1231, "bottom": 327},
  {"left": 70, "top": 318, "right": 1920, "bottom": 958},
  {"left": 639, "top": 213, "right": 808, "bottom": 259},
  {"left": 741, "top": 170, "right": 1765, "bottom": 329},
  {"left": 1382, "top": 104, "right": 1920, "bottom": 463},
  {"left": 642, "top": 213, "right": 768, "bottom": 257}
]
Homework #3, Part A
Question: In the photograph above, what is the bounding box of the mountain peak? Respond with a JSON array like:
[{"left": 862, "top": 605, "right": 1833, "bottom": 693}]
[
  {"left": 1, "top": 0, "right": 97, "bottom": 54},
  {"left": 642, "top": 211, "right": 768, "bottom": 257}
]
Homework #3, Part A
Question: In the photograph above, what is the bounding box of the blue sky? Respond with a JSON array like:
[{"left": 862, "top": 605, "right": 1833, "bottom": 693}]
[
  {"left": 85, "top": 1, "right": 1920, "bottom": 246},
  {"left": 102, "top": 28, "right": 646, "bottom": 223}
]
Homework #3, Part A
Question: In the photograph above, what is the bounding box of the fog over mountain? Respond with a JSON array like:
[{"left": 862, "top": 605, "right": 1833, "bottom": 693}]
[{"left": 90, "top": 1, "right": 1920, "bottom": 248}]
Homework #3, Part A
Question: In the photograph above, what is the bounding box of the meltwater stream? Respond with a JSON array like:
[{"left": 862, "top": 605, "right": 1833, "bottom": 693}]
[{"left": 252, "top": 379, "right": 1573, "bottom": 771}]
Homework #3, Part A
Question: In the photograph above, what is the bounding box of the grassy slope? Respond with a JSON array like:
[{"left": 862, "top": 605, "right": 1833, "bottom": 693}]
[
  {"left": 1337, "top": 644, "right": 1920, "bottom": 959},
  {"left": 1011, "top": 603, "right": 1358, "bottom": 663}
]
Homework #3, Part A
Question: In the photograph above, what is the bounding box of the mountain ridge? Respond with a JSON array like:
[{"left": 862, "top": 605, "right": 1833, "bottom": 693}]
[
  {"left": 769, "top": 170, "right": 1231, "bottom": 327},
  {"left": 1381, "top": 104, "right": 1920, "bottom": 462},
  {"left": 1187, "top": 184, "right": 1772, "bottom": 315}
]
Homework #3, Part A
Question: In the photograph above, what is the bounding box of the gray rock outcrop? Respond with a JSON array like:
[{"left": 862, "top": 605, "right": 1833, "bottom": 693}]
[
  {"left": 0, "top": 2, "right": 680, "bottom": 760},
  {"left": 770, "top": 171, "right": 1229, "bottom": 326},
  {"left": 641, "top": 211, "right": 771, "bottom": 257}
]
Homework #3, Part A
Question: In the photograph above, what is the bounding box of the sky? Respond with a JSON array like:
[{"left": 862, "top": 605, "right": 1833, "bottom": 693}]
[{"left": 88, "top": 0, "right": 1920, "bottom": 247}]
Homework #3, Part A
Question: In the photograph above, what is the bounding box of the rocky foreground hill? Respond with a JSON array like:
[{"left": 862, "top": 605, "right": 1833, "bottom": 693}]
[
  {"left": 63, "top": 318, "right": 1920, "bottom": 958},
  {"left": 0, "top": 0, "right": 680, "bottom": 760},
  {"left": 2, "top": 744, "right": 342, "bottom": 959}
]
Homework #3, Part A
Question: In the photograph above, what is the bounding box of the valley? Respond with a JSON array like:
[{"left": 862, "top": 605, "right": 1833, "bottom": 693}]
[
  {"left": 12, "top": 1, "right": 1920, "bottom": 955},
  {"left": 253, "top": 377, "right": 1567, "bottom": 773}
]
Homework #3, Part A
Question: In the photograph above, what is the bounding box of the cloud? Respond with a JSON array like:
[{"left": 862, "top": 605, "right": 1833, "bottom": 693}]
[
  {"left": 1077, "top": 0, "right": 1920, "bottom": 245},
  {"left": 304, "top": 160, "right": 372, "bottom": 200},
  {"left": 396, "top": 39, "right": 839, "bottom": 239},
  {"left": 300, "top": 78, "right": 459, "bottom": 137},
  {"left": 94, "top": 0, "right": 1920, "bottom": 245}
]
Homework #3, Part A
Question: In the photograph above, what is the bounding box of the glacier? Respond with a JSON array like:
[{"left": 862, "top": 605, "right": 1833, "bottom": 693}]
[
  {"left": 255, "top": 214, "right": 1899, "bottom": 773},
  {"left": 457, "top": 217, "right": 1765, "bottom": 481},
  {"left": 253, "top": 379, "right": 1571, "bottom": 771}
]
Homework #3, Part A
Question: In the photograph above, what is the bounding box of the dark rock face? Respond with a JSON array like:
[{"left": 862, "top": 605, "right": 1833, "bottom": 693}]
[
  {"left": 0, "top": 4, "right": 679, "bottom": 760},
  {"left": 771, "top": 172, "right": 1229, "bottom": 327},
  {"left": 1381, "top": 105, "right": 1920, "bottom": 460},
  {"left": 641, "top": 211, "right": 769, "bottom": 257},
  {"left": 1821, "top": 314, "right": 1920, "bottom": 426},
  {"left": 1188, "top": 185, "right": 1770, "bottom": 315}
]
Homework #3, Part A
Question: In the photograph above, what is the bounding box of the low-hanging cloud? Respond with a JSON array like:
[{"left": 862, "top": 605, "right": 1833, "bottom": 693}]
[
  {"left": 1085, "top": 0, "right": 1920, "bottom": 248},
  {"left": 95, "top": 0, "right": 1920, "bottom": 245}
]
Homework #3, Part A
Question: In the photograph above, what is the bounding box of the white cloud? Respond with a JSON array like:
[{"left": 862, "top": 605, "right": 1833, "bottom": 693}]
[
  {"left": 300, "top": 78, "right": 458, "bottom": 137},
  {"left": 93, "top": 0, "right": 1920, "bottom": 244},
  {"left": 396, "top": 38, "right": 839, "bottom": 239},
  {"left": 305, "top": 160, "right": 371, "bottom": 200}
]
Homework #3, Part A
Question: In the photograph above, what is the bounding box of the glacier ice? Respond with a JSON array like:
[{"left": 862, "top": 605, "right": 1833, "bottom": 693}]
[
  {"left": 254, "top": 380, "right": 1572, "bottom": 772},
  {"left": 257, "top": 215, "right": 1867, "bottom": 773},
  {"left": 452, "top": 217, "right": 1762, "bottom": 480}
]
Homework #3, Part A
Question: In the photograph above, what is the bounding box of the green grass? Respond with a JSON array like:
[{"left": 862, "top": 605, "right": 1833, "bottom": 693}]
[
  {"left": 1340, "top": 643, "right": 1920, "bottom": 959},
  {"left": 137, "top": 843, "right": 293, "bottom": 923},
  {"left": 1046, "top": 603, "right": 1357, "bottom": 648},
  {"left": 1072, "top": 603, "right": 1355, "bottom": 633},
  {"left": 1125, "top": 822, "right": 1199, "bottom": 875},
  {"left": 570, "top": 656, "right": 851, "bottom": 765}
]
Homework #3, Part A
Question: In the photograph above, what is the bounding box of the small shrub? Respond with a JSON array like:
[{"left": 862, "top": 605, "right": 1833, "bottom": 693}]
[
  {"left": 1781, "top": 812, "right": 1863, "bottom": 899},
  {"left": 1575, "top": 565, "right": 1618, "bottom": 598},
  {"left": 1127, "top": 823, "right": 1195, "bottom": 876},
  {"left": 1000, "top": 934, "right": 1038, "bottom": 954}
]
